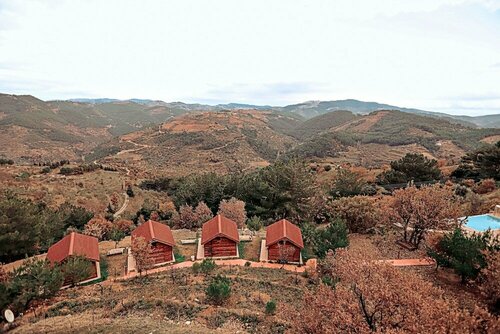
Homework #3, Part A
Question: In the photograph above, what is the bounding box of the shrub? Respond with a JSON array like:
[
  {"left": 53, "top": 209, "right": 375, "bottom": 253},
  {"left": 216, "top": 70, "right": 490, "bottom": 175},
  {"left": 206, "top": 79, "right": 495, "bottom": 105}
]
[
  {"left": 265, "top": 300, "right": 277, "bottom": 315},
  {"left": 109, "top": 228, "right": 126, "bottom": 248},
  {"left": 206, "top": 275, "right": 231, "bottom": 305},
  {"left": 330, "top": 168, "right": 367, "bottom": 198},
  {"left": 428, "top": 228, "right": 498, "bottom": 283},
  {"left": 83, "top": 217, "right": 113, "bottom": 240},
  {"left": 473, "top": 178, "right": 496, "bottom": 194},
  {"left": 329, "top": 196, "right": 380, "bottom": 233},
  {"left": 192, "top": 262, "right": 201, "bottom": 274},
  {"left": 8, "top": 258, "right": 64, "bottom": 312},
  {"left": 479, "top": 250, "right": 500, "bottom": 313},
  {"left": 199, "top": 259, "right": 217, "bottom": 276},
  {"left": 376, "top": 153, "right": 442, "bottom": 185},
  {"left": 61, "top": 255, "right": 93, "bottom": 287},
  {"left": 246, "top": 216, "right": 263, "bottom": 232},
  {"left": 126, "top": 184, "right": 135, "bottom": 197},
  {"left": 314, "top": 219, "right": 349, "bottom": 258},
  {"left": 0, "top": 158, "right": 14, "bottom": 165}
]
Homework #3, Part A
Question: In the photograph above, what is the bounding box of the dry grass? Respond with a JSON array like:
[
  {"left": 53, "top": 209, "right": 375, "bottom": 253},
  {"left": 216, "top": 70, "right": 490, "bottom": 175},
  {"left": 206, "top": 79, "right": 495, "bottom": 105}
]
[{"left": 12, "top": 266, "right": 303, "bottom": 333}]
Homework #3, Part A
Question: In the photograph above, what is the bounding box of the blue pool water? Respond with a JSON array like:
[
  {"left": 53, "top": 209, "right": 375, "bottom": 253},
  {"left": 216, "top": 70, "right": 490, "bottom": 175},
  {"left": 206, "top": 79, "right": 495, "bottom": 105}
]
[{"left": 464, "top": 214, "right": 500, "bottom": 232}]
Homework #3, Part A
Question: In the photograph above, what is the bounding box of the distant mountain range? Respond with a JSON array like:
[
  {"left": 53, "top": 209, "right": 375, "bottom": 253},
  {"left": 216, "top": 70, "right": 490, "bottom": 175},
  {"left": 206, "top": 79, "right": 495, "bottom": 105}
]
[
  {"left": 66, "top": 97, "right": 499, "bottom": 128},
  {"left": 1, "top": 92, "right": 499, "bottom": 165}
]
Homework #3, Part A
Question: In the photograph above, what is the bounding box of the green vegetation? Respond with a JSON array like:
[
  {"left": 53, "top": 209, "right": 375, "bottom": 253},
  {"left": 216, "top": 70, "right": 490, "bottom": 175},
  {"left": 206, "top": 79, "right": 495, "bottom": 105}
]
[
  {"left": 140, "top": 159, "right": 316, "bottom": 221},
  {"left": 302, "top": 219, "right": 349, "bottom": 259},
  {"left": 193, "top": 259, "right": 217, "bottom": 276},
  {"left": 61, "top": 255, "right": 93, "bottom": 287},
  {"left": 3, "top": 258, "right": 64, "bottom": 312},
  {"left": 126, "top": 184, "right": 135, "bottom": 197},
  {"left": 330, "top": 168, "right": 375, "bottom": 198},
  {"left": 292, "top": 110, "right": 358, "bottom": 139},
  {"left": 0, "top": 193, "right": 93, "bottom": 262},
  {"left": 265, "top": 300, "right": 277, "bottom": 315},
  {"left": 238, "top": 242, "right": 245, "bottom": 259},
  {"left": 246, "top": 216, "right": 263, "bottom": 231},
  {"left": 0, "top": 158, "right": 14, "bottom": 165},
  {"left": 452, "top": 141, "right": 500, "bottom": 181},
  {"left": 206, "top": 274, "right": 231, "bottom": 305},
  {"left": 377, "top": 153, "right": 442, "bottom": 185},
  {"left": 429, "top": 228, "right": 499, "bottom": 283}
]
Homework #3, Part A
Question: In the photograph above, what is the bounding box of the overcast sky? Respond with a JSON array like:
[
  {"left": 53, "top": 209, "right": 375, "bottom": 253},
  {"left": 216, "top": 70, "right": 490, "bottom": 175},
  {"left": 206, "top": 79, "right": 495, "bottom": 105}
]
[{"left": 0, "top": 0, "right": 499, "bottom": 115}]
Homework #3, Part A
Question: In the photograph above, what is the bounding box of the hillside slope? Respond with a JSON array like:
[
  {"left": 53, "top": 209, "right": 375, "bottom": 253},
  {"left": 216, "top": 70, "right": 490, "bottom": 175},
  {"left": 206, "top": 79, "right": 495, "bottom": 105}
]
[
  {"left": 0, "top": 94, "right": 197, "bottom": 161},
  {"left": 289, "top": 110, "right": 500, "bottom": 166},
  {"left": 0, "top": 94, "right": 114, "bottom": 161},
  {"left": 95, "top": 110, "right": 300, "bottom": 176}
]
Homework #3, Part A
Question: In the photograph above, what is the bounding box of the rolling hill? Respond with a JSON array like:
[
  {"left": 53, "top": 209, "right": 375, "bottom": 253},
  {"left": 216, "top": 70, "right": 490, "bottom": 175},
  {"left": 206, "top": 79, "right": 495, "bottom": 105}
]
[
  {"left": 92, "top": 110, "right": 301, "bottom": 177},
  {"left": 288, "top": 110, "right": 500, "bottom": 167},
  {"left": 0, "top": 94, "right": 199, "bottom": 161},
  {"left": 68, "top": 96, "right": 500, "bottom": 128},
  {"left": 1, "top": 92, "right": 498, "bottom": 167}
]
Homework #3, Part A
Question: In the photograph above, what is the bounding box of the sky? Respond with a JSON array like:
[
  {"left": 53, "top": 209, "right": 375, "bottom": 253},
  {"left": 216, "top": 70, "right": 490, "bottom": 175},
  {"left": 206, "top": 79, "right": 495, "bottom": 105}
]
[{"left": 0, "top": 0, "right": 499, "bottom": 116}]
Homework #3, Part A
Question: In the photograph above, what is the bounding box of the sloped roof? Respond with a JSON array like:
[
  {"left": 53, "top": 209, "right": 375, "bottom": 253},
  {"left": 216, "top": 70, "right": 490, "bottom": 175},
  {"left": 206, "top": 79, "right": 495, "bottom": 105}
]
[
  {"left": 201, "top": 214, "right": 239, "bottom": 244},
  {"left": 131, "top": 220, "right": 175, "bottom": 247},
  {"left": 266, "top": 219, "right": 304, "bottom": 249},
  {"left": 47, "top": 232, "right": 100, "bottom": 263}
]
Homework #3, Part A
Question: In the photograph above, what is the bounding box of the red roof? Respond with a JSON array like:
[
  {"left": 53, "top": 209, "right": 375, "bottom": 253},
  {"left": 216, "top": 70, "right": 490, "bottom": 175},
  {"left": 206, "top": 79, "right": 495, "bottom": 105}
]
[
  {"left": 47, "top": 232, "right": 100, "bottom": 264},
  {"left": 131, "top": 220, "right": 175, "bottom": 247},
  {"left": 201, "top": 214, "right": 239, "bottom": 244},
  {"left": 266, "top": 219, "right": 304, "bottom": 249}
]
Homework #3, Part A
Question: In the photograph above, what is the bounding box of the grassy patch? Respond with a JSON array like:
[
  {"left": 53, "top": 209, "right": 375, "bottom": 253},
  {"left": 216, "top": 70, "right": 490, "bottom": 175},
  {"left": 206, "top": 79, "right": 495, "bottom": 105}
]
[{"left": 238, "top": 242, "right": 245, "bottom": 259}]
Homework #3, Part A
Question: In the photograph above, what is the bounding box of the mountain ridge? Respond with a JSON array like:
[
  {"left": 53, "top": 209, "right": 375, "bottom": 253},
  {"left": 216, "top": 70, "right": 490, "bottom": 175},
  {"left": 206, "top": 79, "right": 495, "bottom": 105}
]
[{"left": 63, "top": 96, "right": 499, "bottom": 128}]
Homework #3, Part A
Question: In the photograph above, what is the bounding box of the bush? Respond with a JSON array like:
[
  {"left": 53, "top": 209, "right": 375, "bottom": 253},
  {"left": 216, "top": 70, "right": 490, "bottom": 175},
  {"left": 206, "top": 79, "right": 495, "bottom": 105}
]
[
  {"left": 199, "top": 259, "right": 216, "bottom": 276},
  {"left": 376, "top": 153, "right": 442, "bottom": 185},
  {"left": 8, "top": 258, "right": 64, "bottom": 312},
  {"left": 126, "top": 184, "right": 135, "bottom": 197},
  {"left": 330, "top": 168, "right": 367, "bottom": 198},
  {"left": 83, "top": 217, "right": 113, "bottom": 240},
  {"left": 479, "top": 250, "right": 500, "bottom": 313},
  {"left": 246, "top": 216, "right": 263, "bottom": 232},
  {"left": 329, "top": 196, "right": 380, "bottom": 233},
  {"left": 206, "top": 275, "right": 231, "bottom": 305},
  {"left": 61, "top": 255, "right": 93, "bottom": 287},
  {"left": 314, "top": 219, "right": 349, "bottom": 258},
  {"left": 265, "top": 300, "right": 277, "bottom": 315},
  {"left": 473, "top": 178, "right": 496, "bottom": 194},
  {"left": 428, "top": 228, "right": 498, "bottom": 283},
  {"left": 0, "top": 158, "right": 14, "bottom": 165}
]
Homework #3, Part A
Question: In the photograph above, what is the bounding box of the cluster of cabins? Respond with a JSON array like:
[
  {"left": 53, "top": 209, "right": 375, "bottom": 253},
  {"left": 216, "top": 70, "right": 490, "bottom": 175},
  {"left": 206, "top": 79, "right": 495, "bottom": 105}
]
[{"left": 46, "top": 214, "right": 304, "bottom": 286}]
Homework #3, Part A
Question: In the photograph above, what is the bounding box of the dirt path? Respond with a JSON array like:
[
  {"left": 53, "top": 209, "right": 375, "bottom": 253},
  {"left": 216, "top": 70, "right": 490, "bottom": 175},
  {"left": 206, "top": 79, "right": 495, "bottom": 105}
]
[
  {"left": 380, "top": 258, "right": 435, "bottom": 267},
  {"left": 113, "top": 190, "right": 129, "bottom": 218},
  {"left": 116, "top": 139, "right": 150, "bottom": 156}
]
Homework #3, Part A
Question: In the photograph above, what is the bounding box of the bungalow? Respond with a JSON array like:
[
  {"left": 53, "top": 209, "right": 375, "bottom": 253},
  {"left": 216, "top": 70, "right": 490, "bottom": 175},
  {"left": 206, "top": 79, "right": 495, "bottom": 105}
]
[
  {"left": 266, "top": 219, "right": 304, "bottom": 263},
  {"left": 131, "top": 220, "right": 175, "bottom": 265},
  {"left": 201, "top": 215, "right": 239, "bottom": 258},
  {"left": 46, "top": 232, "right": 101, "bottom": 285}
]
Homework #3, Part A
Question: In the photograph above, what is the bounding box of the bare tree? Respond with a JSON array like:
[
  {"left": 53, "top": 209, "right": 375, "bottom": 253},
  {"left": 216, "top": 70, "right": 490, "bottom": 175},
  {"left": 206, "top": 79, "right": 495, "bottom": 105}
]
[{"left": 131, "top": 236, "right": 153, "bottom": 276}]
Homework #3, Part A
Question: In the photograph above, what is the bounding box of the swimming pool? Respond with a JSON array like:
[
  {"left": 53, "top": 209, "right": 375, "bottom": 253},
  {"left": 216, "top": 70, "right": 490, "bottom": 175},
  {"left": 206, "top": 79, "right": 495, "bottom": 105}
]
[{"left": 464, "top": 214, "right": 500, "bottom": 232}]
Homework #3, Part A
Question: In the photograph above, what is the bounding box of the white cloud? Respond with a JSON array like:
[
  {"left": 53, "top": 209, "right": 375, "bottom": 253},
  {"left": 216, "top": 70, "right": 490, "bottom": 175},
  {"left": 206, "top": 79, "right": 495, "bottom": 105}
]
[{"left": 0, "top": 0, "right": 499, "bottom": 115}]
